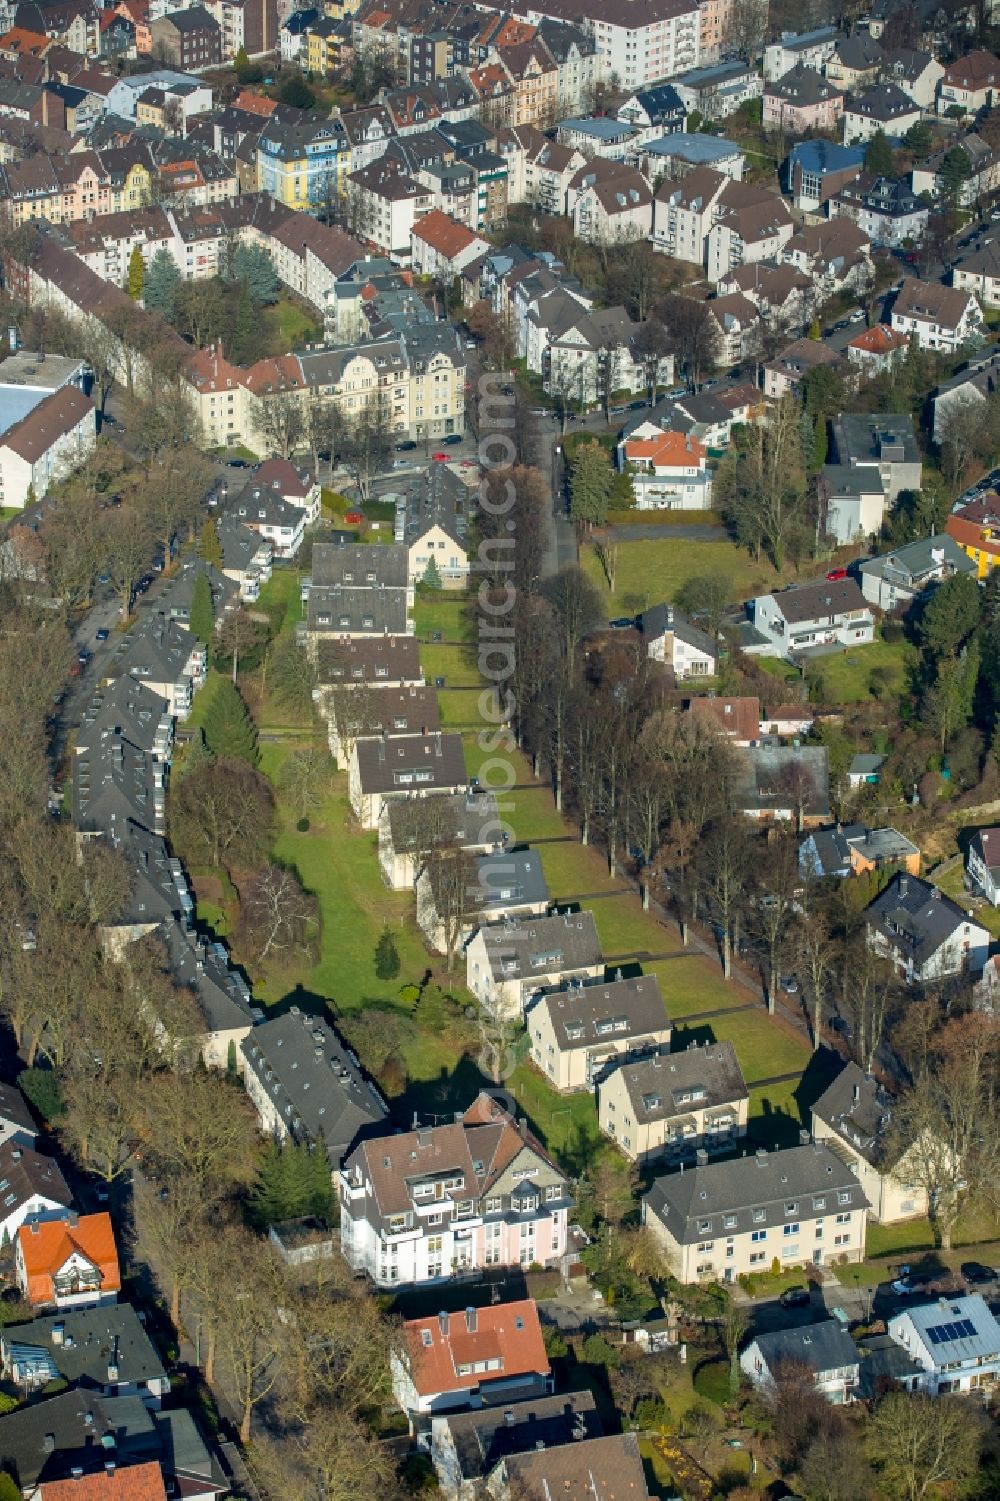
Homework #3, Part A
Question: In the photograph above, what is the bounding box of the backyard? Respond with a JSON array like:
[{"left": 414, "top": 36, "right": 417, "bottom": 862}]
[{"left": 581, "top": 534, "right": 796, "bottom": 615}]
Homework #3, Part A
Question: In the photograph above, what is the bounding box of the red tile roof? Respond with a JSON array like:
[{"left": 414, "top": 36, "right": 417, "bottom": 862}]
[
  {"left": 402, "top": 1299, "right": 549, "bottom": 1397},
  {"left": 40, "top": 1464, "right": 167, "bottom": 1501},
  {"left": 847, "top": 322, "right": 908, "bottom": 356},
  {"left": 18, "top": 1212, "right": 120, "bottom": 1306},
  {"left": 689, "top": 696, "right": 760, "bottom": 741},
  {"left": 412, "top": 208, "right": 479, "bottom": 259},
  {"left": 623, "top": 431, "right": 707, "bottom": 468}
]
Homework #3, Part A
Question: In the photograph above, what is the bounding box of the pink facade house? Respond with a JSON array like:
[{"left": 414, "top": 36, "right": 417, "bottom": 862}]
[
  {"left": 763, "top": 65, "right": 844, "bottom": 134},
  {"left": 339, "top": 1092, "right": 573, "bottom": 1288}
]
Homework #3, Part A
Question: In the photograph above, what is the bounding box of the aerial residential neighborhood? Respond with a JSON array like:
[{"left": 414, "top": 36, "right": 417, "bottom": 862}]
[{"left": 4, "top": 0, "right": 1000, "bottom": 1498}]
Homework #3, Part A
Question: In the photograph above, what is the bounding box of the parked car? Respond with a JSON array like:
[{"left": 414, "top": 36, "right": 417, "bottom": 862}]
[
  {"left": 780, "top": 975, "right": 799, "bottom": 994},
  {"left": 779, "top": 1286, "right": 811, "bottom": 1308},
  {"left": 395, "top": 440, "right": 417, "bottom": 451},
  {"left": 432, "top": 452, "right": 448, "bottom": 461},
  {"left": 848, "top": 309, "right": 865, "bottom": 323},
  {"left": 95, "top": 627, "right": 110, "bottom": 642},
  {"left": 345, "top": 511, "right": 362, "bottom": 524},
  {"left": 826, "top": 568, "right": 848, "bottom": 581},
  {"left": 961, "top": 1261, "right": 994, "bottom": 1285},
  {"left": 609, "top": 616, "right": 635, "bottom": 629},
  {"left": 227, "top": 458, "right": 249, "bottom": 469},
  {"left": 442, "top": 433, "right": 463, "bottom": 445}
]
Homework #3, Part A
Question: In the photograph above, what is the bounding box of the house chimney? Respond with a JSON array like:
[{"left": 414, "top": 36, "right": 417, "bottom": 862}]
[
  {"left": 438, "top": 1310, "right": 449, "bottom": 1337},
  {"left": 465, "top": 1306, "right": 477, "bottom": 1333},
  {"left": 853, "top": 1083, "right": 861, "bottom": 1108},
  {"left": 799, "top": 1128, "right": 811, "bottom": 1146}
]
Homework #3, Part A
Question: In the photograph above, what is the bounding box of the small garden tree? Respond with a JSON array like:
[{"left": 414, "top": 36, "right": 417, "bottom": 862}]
[{"left": 374, "top": 925, "right": 400, "bottom": 980}]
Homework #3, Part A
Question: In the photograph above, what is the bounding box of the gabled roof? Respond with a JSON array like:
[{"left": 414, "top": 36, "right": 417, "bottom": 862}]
[
  {"left": 473, "top": 909, "right": 602, "bottom": 983},
  {"left": 438, "top": 1392, "right": 602, "bottom": 1482},
  {"left": 750, "top": 1319, "right": 860, "bottom": 1377},
  {"left": 402, "top": 1299, "right": 548, "bottom": 1397},
  {"left": 39, "top": 1463, "right": 166, "bottom": 1501},
  {"left": 18, "top": 1212, "right": 120, "bottom": 1305},
  {"left": 531, "top": 973, "right": 669, "bottom": 1051},
  {"left": 866, "top": 871, "right": 983, "bottom": 965},
  {"left": 970, "top": 826, "right": 1000, "bottom": 876},
  {"left": 0, "top": 384, "right": 91, "bottom": 462},
  {"left": 2, "top": 1304, "right": 166, "bottom": 1392},
  {"left": 505, "top": 1433, "right": 651, "bottom": 1500},
  {"left": 606, "top": 1040, "right": 747, "bottom": 1124},
  {"left": 847, "top": 322, "right": 908, "bottom": 357},
  {"left": 893, "top": 277, "right": 978, "bottom": 331},
  {"left": 354, "top": 731, "right": 467, "bottom": 794},
  {"left": 688, "top": 696, "right": 760, "bottom": 741},
  {"left": 942, "top": 48, "right": 1000, "bottom": 89}
]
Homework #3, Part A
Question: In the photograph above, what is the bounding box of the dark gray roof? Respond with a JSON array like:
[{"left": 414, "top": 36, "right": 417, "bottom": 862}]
[
  {"left": 606, "top": 1041, "right": 747, "bottom": 1124},
  {"left": 307, "top": 584, "right": 409, "bottom": 636},
  {"left": 240, "top": 1008, "right": 387, "bottom": 1166},
  {"left": 217, "top": 516, "right": 269, "bottom": 574},
  {"left": 731, "top": 745, "right": 831, "bottom": 819},
  {"left": 856, "top": 1333, "right": 922, "bottom": 1399},
  {"left": 644, "top": 1141, "right": 869, "bottom": 1245},
  {"left": 311, "top": 542, "right": 409, "bottom": 590},
  {"left": 73, "top": 736, "right": 164, "bottom": 840},
  {"left": 107, "top": 822, "right": 191, "bottom": 933},
  {"left": 75, "top": 677, "right": 172, "bottom": 763},
  {"left": 1, "top": 1306, "right": 165, "bottom": 1393},
  {"left": 531, "top": 974, "right": 669, "bottom": 1051},
  {"left": 865, "top": 872, "right": 979, "bottom": 966},
  {"left": 749, "top": 1319, "right": 860, "bottom": 1377},
  {"left": 833, "top": 33, "right": 884, "bottom": 69},
  {"left": 113, "top": 612, "right": 194, "bottom": 686},
  {"left": 399, "top": 464, "right": 469, "bottom": 551},
  {"left": 156, "top": 919, "right": 256, "bottom": 1039},
  {"left": 641, "top": 603, "right": 717, "bottom": 661},
  {"left": 471, "top": 849, "right": 549, "bottom": 915},
  {"left": 159, "top": 5, "right": 219, "bottom": 32},
  {"left": 767, "top": 64, "right": 843, "bottom": 106},
  {"left": 762, "top": 576, "right": 869, "bottom": 623},
  {"left": 315, "top": 634, "right": 422, "bottom": 684},
  {"left": 847, "top": 81, "right": 917, "bottom": 121},
  {"left": 811, "top": 1060, "right": 898, "bottom": 1169},
  {"left": 475, "top": 910, "right": 602, "bottom": 983},
  {"left": 832, "top": 411, "right": 920, "bottom": 467},
  {"left": 0, "top": 1081, "right": 36, "bottom": 1143},
  {"left": 339, "top": 684, "right": 440, "bottom": 741},
  {"left": 0, "top": 1391, "right": 160, "bottom": 1489},
  {"left": 384, "top": 788, "right": 499, "bottom": 851},
  {"left": 821, "top": 464, "right": 885, "bottom": 500},
  {"left": 439, "top": 1392, "right": 602, "bottom": 1482},
  {"left": 0, "top": 1138, "right": 70, "bottom": 1218},
  {"left": 230, "top": 484, "right": 303, "bottom": 532},
  {"left": 354, "top": 731, "right": 466, "bottom": 795},
  {"left": 156, "top": 557, "right": 237, "bottom": 625}
]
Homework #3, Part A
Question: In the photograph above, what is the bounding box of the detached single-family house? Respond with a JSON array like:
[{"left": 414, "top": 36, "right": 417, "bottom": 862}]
[
  {"left": 731, "top": 744, "right": 831, "bottom": 827},
  {"left": 465, "top": 910, "right": 604, "bottom": 1021},
  {"left": 0, "top": 1140, "right": 71, "bottom": 1247},
  {"left": 938, "top": 49, "right": 1000, "bottom": 115},
  {"left": 965, "top": 826, "right": 1000, "bottom": 904},
  {"left": 410, "top": 210, "right": 491, "bottom": 281},
  {"left": 887, "top": 1295, "right": 1000, "bottom": 1394},
  {"left": 845, "top": 322, "right": 909, "bottom": 375},
  {"left": 687, "top": 696, "right": 760, "bottom": 745},
  {"left": 882, "top": 46, "right": 943, "bottom": 109},
  {"left": 598, "top": 1041, "right": 748, "bottom": 1166},
  {"left": 250, "top": 456, "right": 321, "bottom": 525},
  {"left": 829, "top": 173, "right": 929, "bottom": 248},
  {"left": 378, "top": 787, "right": 500, "bottom": 891},
  {"left": 339, "top": 1091, "right": 572, "bottom": 1287},
  {"left": 866, "top": 872, "right": 990, "bottom": 983},
  {"left": 741, "top": 1321, "right": 861, "bottom": 1405},
  {"left": 1, "top": 1304, "right": 168, "bottom": 1403},
  {"left": 392, "top": 1300, "right": 551, "bottom": 1429},
  {"left": 750, "top": 577, "right": 874, "bottom": 659},
  {"left": 430, "top": 1391, "right": 603, "bottom": 1501},
  {"left": 890, "top": 278, "right": 983, "bottom": 355},
  {"left": 416, "top": 849, "right": 549, "bottom": 956},
  {"left": 643, "top": 1141, "right": 869, "bottom": 1283},
  {"left": 348, "top": 730, "right": 467, "bottom": 829},
  {"left": 526, "top": 974, "right": 670, "bottom": 1094},
  {"left": 16, "top": 1213, "right": 121, "bottom": 1310},
  {"left": 856, "top": 534, "right": 975, "bottom": 611},
  {"left": 502, "top": 1435, "right": 652, "bottom": 1501},
  {"left": 811, "top": 1062, "right": 929, "bottom": 1224},
  {"left": 799, "top": 824, "right": 920, "bottom": 881},
  {"left": 0, "top": 1083, "right": 37, "bottom": 1151},
  {"left": 764, "top": 339, "right": 845, "bottom": 401},
  {"left": 640, "top": 603, "right": 717, "bottom": 680},
  {"left": 619, "top": 431, "right": 712, "bottom": 510}
]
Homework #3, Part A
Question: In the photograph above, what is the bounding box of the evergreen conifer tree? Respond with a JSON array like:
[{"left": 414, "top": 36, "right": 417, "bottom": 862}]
[
  {"left": 143, "top": 248, "right": 181, "bottom": 318},
  {"left": 307, "top": 1140, "right": 334, "bottom": 1220},
  {"left": 189, "top": 570, "right": 214, "bottom": 644},
  {"left": 422, "top": 555, "right": 442, "bottom": 589},
  {"left": 203, "top": 679, "right": 259, "bottom": 765},
  {"left": 374, "top": 924, "right": 401, "bottom": 980},
  {"left": 127, "top": 245, "right": 145, "bottom": 301}
]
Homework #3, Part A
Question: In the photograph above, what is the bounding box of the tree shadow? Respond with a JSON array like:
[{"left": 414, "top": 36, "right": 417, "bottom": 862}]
[
  {"left": 269, "top": 982, "right": 332, "bottom": 1020},
  {"left": 390, "top": 1057, "right": 493, "bottom": 1130}
]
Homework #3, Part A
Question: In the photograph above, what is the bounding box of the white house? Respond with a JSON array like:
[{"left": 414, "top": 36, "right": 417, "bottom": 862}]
[
  {"left": 842, "top": 82, "right": 921, "bottom": 145},
  {"left": 966, "top": 827, "right": 1000, "bottom": 905},
  {"left": 821, "top": 465, "right": 888, "bottom": 547},
  {"left": 619, "top": 430, "right": 712, "bottom": 510},
  {"left": 810, "top": 1063, "right": 929, "bottom": 1224},
  {"left": 525, "top": 974, "right": 670, "bottom": 1094},
  {"left": 347, "top": 731, "right": 468, "bottom": 830},
  {"left": 410, "top": 210, "right": 491, "bottom": 281},
  {"left": 0, "top": 385, "right": 96, "bottom": 510},
  {"left": 866, "top": 872, "right": 990, "bottom": 983},
  {"left": 890, "top": 279, "right": 983, "bottom": 355},
  {"left": 391, "top": 1301, "right": 551, "bottom": 1430},
  {"left": 937, "top": 49, "right": 1000, "bottom": 116},
  {"left": 887, "top": 1296, "right": 1000, "bottom": 1394},
  {"left": 741, "top": 1321, "right": 861, "bottom": 1405},
  {"left": 465, "top": 910, "right": 604, "bottom": 1021},
  {"left": 640, "top": 603, "right": 717, "bottom": 679},
  {"left": 0, "top": 1141, "right": 72, "bottom": 1248},
  {"left": 750, "top": 578, "right": 874, "bottom": 660},
  {"left": 395, "top": 464, "right": 471, "bottom": 588}
]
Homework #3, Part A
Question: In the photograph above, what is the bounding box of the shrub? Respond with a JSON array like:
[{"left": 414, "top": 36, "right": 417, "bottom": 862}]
[
  {"left": 633, "top": 1397, "right": 669, "bottom": 1431},
  {"left": 19, "top": 1068, "right": 64, "bottom": 1125},
  {"left": 693, "top": 1360, "right": 730, "bottom": 1407},
  {"left": 296, "top": 817, "right": 310, "bottom": 832},
  {"left": 582, "top": 1333, "right": 620, "bottom": 1370},
  {"left": 542, "top": 1324, "right": 568, "bottom": 1360},
  {"left": 0, "top": 1395, "right": 19, "bottom": 1416}
]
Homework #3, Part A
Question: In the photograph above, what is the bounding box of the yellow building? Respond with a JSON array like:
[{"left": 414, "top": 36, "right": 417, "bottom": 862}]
[
  {"left": 256, "top": 114, "right": 348, "bottom": 210},
  {"left": 306, "top": 16, "right": 349, "bottom": 75}
]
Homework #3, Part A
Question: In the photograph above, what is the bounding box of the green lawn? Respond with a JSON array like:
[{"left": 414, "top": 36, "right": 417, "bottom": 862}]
[
  {"left": 932, "top": 861, "right": 1000, "bottom": 940},
  {"left": 413, "top": 591, "right": 474, "bottom": 641},
  {"left": 581, "top": 535, "right": 794, "bottom": 614},
  {"left": 539, "top": 842, "right": 629, "bottom": 901},
  {"left": 256, "top": 567, "right": 304, "bottom": 632},
  {"left": 436, "top": 688, "right": 482, "bottom": 729},
  {"left": 264, "top": 294, "right": 321, "bottom": 352},
  {"left": 422, "top": 642, "right": 481, "bottom": 687},
  {"left": 757, "top": 656, "right": 800, "bottom": 683},
  {"left": 803, "top": 633, "right": 918, "bottom": 705},
  {"left": 748, "top": 1078, "right": 804, "bottom": 1149},
  {"left": 509, "top": 1060, "right": 603, "bottom": 1165}
]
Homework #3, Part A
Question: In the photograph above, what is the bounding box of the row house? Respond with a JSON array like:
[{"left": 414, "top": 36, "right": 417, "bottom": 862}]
[
  {"left": 339, "top": 1091, "right": 573, "bottom": 1287},
  {"left": 256, "top": 111, "right": 349, "bottom": 211},
  {"left": 0, "top": 382, "right": 95, "bottom": 510},
  {"left": 348, "top": 729, "right": 467, "bottom": 830},
  {"left": 377, "top": 784, "right": 495, "bottom": 890},
  {"left": 348, "top": 157, "right": 433, "bottom": 262},
  {"left": 707, "top": 192, "right": 795, "bottom": 282},
  {"left": 782, "top": 219, "right": 872, "bottom": 298},
  {"left": 342, "top": 103, "right": 395, "bottom": 174},
  {"left": 717, "top": 262, "right": 811, "bottom": 331}
]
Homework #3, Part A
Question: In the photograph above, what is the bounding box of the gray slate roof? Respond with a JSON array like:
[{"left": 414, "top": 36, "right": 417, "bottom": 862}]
[
  {"left": 0, "top": 1138, "right": 70, "bottom": 1218},
  {"left": 475, "top": 910, "right": 602, "bottom": 983},
  {"left": 856, "top": 534, "right": 974, "bottom": 586},
  {"left": 217, "top": 516, "right": 269, "bottom": 574},
  {"left": 156, "top": 918, "right": 256, "bottom": 1039},
  {"left": 606, "top": 1041, "right": 747, "bottom": 1124},
  {"left": 471, "top": 849, "right": 549, "bottom": 914},
  {"left": 0, "top": 1391, "right": 159, "bottom": 1488},
  {"left": 240, "top": 1008, "right": 387, "bottom": 1166},
  {"left": 75, "top": 677, "right": 172, "bottom": 763},
  {"left": 1, "top": 1305, "right": 166, "bottom": 1393},
  {"left": 811, "top": 1060, "right": 897, "bottom": 1169},
  {"left": 641, "top": 603, "right": 717, "bottom": 661},
  {"left": 749, "top": 1319, "right": 860, "bottom": 1376},
  {"left": 398, "top": 463, "right": 469, "bottom": 552},
  {"left": 731, "top": 745, "right": 831, "bottom": 819},
  {"left": 307, "top": 584, "right": 409, "bottom": 636},
  {"left": 384, "top": 788, "right": 499, "bottom": 852},
  {"left": 866, "top": 872, "right": 978, "bottom": 966},
  {"left": 531, "top": 974, "right": 669, "bottom": 1051},
  {"left": 644, "top": 1141, "right": 868, "bottom": 1245},
  {"left": 156, "top": 556, "right": 237, "bottom": 625},
  {"left": 114, "top": 612, "right": 194, "bottom": 686},
  {"left": 439, "top": 1392, "right": 602, "bottom": 1483}
]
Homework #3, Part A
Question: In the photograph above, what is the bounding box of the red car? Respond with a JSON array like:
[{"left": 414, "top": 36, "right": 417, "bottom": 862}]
[
  {"left": 345, "top": 511, "right": 362, "bottom": 524},
  {"left": 826, "top": 568, "right": 848, "bottom": 581},
  {"left": 432, "top": 452, "right": 448, "bottom": 461}
]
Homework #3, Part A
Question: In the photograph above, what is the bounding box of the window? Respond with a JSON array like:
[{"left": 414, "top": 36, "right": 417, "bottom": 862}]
[
  {"left": 723, "top": 1215, "right": 737, "bottom": 1230},
  {"left": 697, "top": 1240, "right": 714, "bottom": 1252},
  {"left": 835, "top": 1212, "right": 851, "bottom": 1225},
  {"left": 749, "top": 1251, "right": 765, "bottom": 1265},
  {"left": 783, "top": 1223, "right": 799, "bottom": 1237},
  {"left": 837, "top": 1191, "right": 851, "bottom": 1205},
  {"left": 752, "top": 1208, "right": 765, "bottom": 1223},
  {"left": 784, "top": 1202, "right": 798, "bottom": 1216},
  {"left": 751, "top": 1229, "right": 766, "bottom": 1243}
]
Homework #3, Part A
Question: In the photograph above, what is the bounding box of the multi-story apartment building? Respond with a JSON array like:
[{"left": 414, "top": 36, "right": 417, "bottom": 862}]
[
  {"left": 526, "top": 974, "right": 670, "bottom": 1094},
  {"left": 465, "top": 910, "right": 604, "bottom": 1020},
  {"left": 257, "top": 112, "right": 349, "bottom": 211},
  {"left": 149, "top": 7, "right": 222, "bottom": 69},
  {"left": 643, "top": 1141, "right": 869, "bottom": 1283},
  {"left": 810, "top": 1063, "right": 929, "bottom": 1224},
  {"left": 598, "top": 1043, "right": 749, "bottom": 1166},
  {"left": 340, "top": 1092, "right": 573, "bottom": 1287},
  {"left": 512, "top": 0, "right": 699, "bottom": 93}
]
